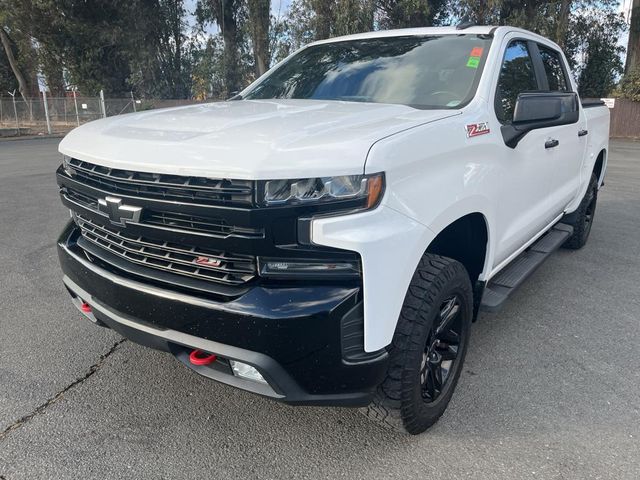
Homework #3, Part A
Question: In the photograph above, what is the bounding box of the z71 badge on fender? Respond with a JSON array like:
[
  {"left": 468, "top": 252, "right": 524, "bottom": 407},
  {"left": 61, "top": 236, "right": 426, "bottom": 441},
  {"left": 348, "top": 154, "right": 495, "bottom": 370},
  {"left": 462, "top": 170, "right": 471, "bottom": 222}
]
[{"left": 466, "top": 122, "right": 490, "bottom": 138}]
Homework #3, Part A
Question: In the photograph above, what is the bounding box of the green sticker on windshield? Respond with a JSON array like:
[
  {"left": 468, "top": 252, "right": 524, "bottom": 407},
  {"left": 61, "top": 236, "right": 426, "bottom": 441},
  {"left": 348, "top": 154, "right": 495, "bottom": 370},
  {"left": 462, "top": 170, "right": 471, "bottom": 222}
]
[{"left": 466, "top": 56, "right": 480, "bottom": 68}]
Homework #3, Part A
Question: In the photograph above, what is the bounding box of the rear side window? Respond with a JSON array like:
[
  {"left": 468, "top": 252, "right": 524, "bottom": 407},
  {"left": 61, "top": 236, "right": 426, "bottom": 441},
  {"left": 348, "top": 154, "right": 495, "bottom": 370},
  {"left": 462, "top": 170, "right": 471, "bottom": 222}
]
[
  {"left": 495, "top": 40, "right": 539, "bottom": 123},
  {"left": 539, "top": 46, "right": 570, "bottom": 91}
]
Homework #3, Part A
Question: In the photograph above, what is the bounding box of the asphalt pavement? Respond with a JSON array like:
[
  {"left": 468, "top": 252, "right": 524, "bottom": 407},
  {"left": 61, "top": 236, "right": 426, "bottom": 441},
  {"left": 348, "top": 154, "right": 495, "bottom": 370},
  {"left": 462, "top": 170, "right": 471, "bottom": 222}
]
[{"left": 1, "top": 138, "right": 639, "bottom": 479}]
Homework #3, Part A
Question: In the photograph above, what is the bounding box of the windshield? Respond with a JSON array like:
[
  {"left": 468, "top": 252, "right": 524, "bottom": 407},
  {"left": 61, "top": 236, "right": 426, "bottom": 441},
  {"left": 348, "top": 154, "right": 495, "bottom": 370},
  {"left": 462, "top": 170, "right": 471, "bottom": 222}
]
[{"left": 243, "top": 34, "right": 492, "bottom": 109}]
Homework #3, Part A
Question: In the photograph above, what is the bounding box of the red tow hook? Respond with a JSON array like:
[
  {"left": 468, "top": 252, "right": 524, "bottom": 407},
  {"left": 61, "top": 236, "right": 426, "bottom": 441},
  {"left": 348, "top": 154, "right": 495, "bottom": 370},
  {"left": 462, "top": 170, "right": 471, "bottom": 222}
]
[
  {"left": 189, "top": 349, "right": 217, "bottom": 366},
  {"left": 80, "top": 302, "right": 92, "bottom": 313}
]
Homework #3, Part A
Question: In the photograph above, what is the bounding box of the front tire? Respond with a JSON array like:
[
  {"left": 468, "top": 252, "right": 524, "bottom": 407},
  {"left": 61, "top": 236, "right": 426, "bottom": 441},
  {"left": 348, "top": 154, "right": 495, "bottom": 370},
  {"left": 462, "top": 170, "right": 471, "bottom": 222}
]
[
  {"left": 363, "top": 254, "right": 472, "bottom": 435},
  {"left": 563, "top": 173, "right": 598, "bottom": 250}
]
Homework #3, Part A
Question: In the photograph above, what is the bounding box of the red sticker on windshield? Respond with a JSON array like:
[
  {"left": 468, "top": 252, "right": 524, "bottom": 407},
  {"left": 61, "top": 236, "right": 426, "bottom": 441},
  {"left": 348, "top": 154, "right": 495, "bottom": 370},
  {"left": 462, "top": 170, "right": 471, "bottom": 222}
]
[{"left": 470, "top": 47, "right": 484, "bottom": 57}]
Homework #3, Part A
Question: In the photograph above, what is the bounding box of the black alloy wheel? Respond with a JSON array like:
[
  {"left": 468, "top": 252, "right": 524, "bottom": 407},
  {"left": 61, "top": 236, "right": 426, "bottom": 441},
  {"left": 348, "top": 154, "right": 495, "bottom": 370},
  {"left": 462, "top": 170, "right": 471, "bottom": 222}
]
[
  {"left": 363, "top": 254, "right": 473, "bottom": 435},
  {"left": 420, "top": 295, "right": 463, "bottom": 403}
]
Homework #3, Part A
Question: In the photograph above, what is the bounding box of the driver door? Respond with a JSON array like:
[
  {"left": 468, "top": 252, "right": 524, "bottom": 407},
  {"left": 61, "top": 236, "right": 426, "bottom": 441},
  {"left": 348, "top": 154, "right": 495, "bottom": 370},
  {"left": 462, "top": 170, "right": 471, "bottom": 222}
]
[{"left": 490, "top": 37, "right": 567, "bottom": 267}]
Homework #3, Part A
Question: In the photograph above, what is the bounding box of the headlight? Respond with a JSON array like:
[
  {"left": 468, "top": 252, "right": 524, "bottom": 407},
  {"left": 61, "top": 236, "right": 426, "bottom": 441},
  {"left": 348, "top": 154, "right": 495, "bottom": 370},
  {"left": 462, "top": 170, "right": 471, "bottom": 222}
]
[
  {"left": 62, "top": 155, "right": 75, "bottom": 176},
  {"left": 261, "top": 173, "right": 384, "bottom": 209}
]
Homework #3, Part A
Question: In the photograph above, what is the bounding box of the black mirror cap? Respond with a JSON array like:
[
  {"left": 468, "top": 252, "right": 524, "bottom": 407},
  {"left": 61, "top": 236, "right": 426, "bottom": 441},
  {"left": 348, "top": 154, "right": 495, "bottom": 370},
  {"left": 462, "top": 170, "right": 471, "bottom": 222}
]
[{"left": 502, "top": 92, "right": 579, "bottom": 148}]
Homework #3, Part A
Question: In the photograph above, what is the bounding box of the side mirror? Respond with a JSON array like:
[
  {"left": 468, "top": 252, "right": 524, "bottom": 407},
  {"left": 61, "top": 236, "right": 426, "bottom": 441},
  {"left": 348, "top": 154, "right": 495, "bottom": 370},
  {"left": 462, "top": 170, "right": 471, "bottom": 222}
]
[{"left": 501, "top": 92, "right": 579, "bottom": 148}]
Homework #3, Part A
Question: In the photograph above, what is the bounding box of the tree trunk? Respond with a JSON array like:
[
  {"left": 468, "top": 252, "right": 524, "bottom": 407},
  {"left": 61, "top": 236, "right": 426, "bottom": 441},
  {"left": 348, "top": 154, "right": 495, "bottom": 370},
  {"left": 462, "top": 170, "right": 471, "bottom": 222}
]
[
  {"left": 0, "top": 27, "right": 30, "bottom": 103},
  {"left": 312, "top": 0, "right": 334, "bottom": 40},
  {"left": 248, "top": 0, "right": 270, "bottom": 76},
  {"left": 205, "top": 0, "right": 243, "bottom": 96},
  {"left": 555, "top": 0, "right": 572, "bottom": 49},
  {"left": 171, "top": 0, "right": 185, "bottom": 98},
  {"left": 476, "top": 0, "right": 489, "bottom": 24},
  {"left": 220, "top": 8, "right": 241, "bottom": 95},
  {"left": 626, "top": 0, "right": 640, "bottom": 74}
]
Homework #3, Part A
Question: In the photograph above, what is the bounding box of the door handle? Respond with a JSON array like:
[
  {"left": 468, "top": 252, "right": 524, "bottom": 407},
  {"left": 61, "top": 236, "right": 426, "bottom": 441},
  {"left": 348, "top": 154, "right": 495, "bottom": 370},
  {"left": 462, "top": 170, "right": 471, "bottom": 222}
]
[
  {"left": 578, "top": 129, "right": 588, "bottom": 137},
  {"left": 545, "top": 139, "right": 559, "bottom": 149}
]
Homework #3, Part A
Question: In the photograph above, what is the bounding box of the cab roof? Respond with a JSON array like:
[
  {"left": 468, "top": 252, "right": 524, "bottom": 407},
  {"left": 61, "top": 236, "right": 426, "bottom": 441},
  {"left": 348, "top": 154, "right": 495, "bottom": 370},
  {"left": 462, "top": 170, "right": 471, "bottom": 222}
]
[{"left": 310, "top": 26, "right": 554, "bottom": 48}]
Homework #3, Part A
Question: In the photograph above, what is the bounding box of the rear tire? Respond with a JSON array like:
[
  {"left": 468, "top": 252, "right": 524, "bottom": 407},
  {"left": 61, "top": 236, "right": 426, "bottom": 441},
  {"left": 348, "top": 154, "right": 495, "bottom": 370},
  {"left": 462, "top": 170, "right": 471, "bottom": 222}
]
[
  {"left": 563, "top": 173, "right": 598, "bottom": 250},
  {"left": 362, "top": 254, "right": 472, "bottom": 435}
]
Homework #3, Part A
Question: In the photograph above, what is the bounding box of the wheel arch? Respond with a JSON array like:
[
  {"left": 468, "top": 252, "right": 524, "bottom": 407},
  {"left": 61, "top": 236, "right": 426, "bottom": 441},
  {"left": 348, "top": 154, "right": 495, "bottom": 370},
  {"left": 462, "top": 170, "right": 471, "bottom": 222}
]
[
  {"left": 424, "top": 212, "right": 491, "bottom": 319},
  {"left": 426, "top": 213, "right": 489, "bottom": 283},
  {"left": 425, "top": 195, "right": 494, "bottom": 280}
]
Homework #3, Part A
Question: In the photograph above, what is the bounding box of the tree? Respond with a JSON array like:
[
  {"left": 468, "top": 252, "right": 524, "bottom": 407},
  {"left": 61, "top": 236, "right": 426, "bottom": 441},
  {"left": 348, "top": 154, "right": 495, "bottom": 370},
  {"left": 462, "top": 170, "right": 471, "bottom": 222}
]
[
  {"left": 378, "top": 0, "right": 446, "bottom": 28},
  {"left": 0, "top": 2, "right": 40, "bottom": 101},
  {"left": 0, "top": 40, "right": 17, "bottom": 93},
  {"left": 0, "top": 27, "right": 31, "bottom": 101},
  {"left": 626, "top": 0, "right": 640, "bottom": 74},
  {"left": 311, "top": 0, "right": 333, "bottom": 39},
  {"left": 619, "top": 66, "right": 640, "bottom": 100},
  {"left": 248, "top": 0, "right": 270, "bottom": 76},
  {"left": 334, "top": 0, "right": 376, "bottom": 36},
  {"left": 191, "top": 35, "right": 226, "bottom": 99},
  {"left": 285, "top": 0, "right": 316, "bottom": 50},
  {"left": 571, "top": 7, "right": 626, "bottom": 97},
  {"left": 197, "top": 0, "right": 245, "bottom": 96},
  {"left": 286, "top": 0, "right": 377, "bottom": 47},
  {"left": 128, "top": 0, "right": 192, "bottom": 98},
  {"left": 555, "top": 0, "right": 572, "bottom": 48}
]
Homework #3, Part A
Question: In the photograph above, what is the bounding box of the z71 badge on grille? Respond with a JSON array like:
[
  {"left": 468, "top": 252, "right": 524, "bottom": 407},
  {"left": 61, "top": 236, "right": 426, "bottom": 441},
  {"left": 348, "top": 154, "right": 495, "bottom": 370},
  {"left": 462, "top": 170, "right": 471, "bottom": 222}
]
[
  {"left": 194, "top": 256, "right": 222, "bottom": 267},
  {"left": 466, "top": 122, "right": 490, "bottom": 138}
]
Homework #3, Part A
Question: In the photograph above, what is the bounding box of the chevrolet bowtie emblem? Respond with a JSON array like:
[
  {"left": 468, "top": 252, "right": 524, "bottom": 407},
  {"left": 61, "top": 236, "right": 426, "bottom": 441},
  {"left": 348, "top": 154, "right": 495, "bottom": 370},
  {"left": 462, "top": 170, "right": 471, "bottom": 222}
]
[{"left": 98, "top": 196, "right": 142, "bottom": 226}]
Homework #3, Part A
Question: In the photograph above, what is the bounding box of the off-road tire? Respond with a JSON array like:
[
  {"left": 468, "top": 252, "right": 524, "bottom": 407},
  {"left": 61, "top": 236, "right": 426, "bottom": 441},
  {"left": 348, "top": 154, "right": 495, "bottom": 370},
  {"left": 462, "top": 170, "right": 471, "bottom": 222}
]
[
  {"left": 362, "top": 254, "right": 473, "bottom": 435},
  {"left": 563, "top": 173, "right": 598, "bottom": 250}
]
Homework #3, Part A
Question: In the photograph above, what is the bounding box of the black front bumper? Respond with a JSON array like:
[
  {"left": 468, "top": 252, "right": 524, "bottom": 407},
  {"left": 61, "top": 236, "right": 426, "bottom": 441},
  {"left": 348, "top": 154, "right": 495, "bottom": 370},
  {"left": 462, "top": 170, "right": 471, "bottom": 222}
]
[{"left": 58, "top": 222, "right": 388, "bottom": 406}]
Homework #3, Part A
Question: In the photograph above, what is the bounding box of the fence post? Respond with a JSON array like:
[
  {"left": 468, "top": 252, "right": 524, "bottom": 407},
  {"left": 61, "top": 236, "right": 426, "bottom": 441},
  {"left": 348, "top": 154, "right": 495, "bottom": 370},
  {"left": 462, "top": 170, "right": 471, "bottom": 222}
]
[
  {"left": 131, "top": 91, "right": 137, "bottom": 112},
  {"left": 42, "top": 90, "right": 52, "bottom": 135},
  {"left": 9, "top": 90, "right": 19, "bottom": 134},
  {"left": 99, "top": 89, "right": 107, "bottom": 118},
  {"left": 73, "top": 90, "right": 80, "bottom": 126}
]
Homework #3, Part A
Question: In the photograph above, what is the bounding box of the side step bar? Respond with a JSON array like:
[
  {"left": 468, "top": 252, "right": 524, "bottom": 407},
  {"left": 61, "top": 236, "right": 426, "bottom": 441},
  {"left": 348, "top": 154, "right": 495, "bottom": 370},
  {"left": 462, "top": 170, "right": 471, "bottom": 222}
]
[{"left": 480, "top": 223, "right": 574, "bottom": 312}]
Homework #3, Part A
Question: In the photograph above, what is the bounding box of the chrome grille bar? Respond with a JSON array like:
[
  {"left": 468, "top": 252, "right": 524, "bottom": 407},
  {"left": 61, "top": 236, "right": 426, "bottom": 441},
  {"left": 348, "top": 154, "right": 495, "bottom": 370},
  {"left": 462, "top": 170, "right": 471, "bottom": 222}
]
[
  {"left": 67, "top": 158, "right": 254, "bottom": 206},
  {"left": 75, "top": 215, "right": 257, "bottom": 286},
  {"left": 63, "top": 187, "right": 264, "bottom": 239}
]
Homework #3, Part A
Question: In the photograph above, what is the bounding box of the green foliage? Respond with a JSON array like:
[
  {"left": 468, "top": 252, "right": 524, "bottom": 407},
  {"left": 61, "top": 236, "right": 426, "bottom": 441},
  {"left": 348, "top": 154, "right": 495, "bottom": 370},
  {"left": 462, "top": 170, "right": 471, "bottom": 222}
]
[
  {"left": 569, "top": 4, "right": 626, "bottom": 98},
  {"left": 1, "top": 0, "right": 193, "bottom": 97},
  {"left": 377, "top": 0, "right": 434, "bottom": 29},
  {"left": 619, "top": 67, "right": 640, "bottom": 102},
  {"left": 0, "top": 0, "right": 632, "bottom": 102}
]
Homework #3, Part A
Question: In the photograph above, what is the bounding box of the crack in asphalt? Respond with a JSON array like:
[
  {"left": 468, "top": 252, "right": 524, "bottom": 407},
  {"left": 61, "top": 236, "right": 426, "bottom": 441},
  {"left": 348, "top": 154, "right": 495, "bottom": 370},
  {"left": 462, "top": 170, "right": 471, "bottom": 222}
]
[{"left": 0, "top": 339, "right": 126, "bottom": 443}]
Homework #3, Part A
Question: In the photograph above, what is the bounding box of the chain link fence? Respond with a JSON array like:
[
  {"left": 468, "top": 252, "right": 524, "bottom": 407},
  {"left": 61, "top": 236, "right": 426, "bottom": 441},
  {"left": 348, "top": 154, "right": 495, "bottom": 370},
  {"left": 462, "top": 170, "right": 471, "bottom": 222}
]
[{"left": 0, "top": 91, "right": 204, "bottom": 137}]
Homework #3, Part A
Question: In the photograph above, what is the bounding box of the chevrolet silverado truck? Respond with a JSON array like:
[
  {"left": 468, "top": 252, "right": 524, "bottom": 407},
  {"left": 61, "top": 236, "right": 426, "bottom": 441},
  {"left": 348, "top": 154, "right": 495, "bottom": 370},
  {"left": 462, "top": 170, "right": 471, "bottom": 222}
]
[{"left": 56, "top": 25, "right": 609, "bottom": 434}]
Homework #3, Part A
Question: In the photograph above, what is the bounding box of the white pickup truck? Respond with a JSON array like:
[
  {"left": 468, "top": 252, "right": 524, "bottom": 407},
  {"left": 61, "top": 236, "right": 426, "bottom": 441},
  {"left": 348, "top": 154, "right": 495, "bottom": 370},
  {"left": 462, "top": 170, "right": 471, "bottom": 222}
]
[{"left": 56, "top": 25, "right": 609, "bottom": 434}]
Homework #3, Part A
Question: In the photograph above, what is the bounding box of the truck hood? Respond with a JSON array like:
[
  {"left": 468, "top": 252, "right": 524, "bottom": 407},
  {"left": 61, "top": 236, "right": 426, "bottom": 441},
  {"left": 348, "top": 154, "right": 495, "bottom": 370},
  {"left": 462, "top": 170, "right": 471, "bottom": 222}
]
[{"left": 59, "top": 99, "right": 458, "bottom": 180}]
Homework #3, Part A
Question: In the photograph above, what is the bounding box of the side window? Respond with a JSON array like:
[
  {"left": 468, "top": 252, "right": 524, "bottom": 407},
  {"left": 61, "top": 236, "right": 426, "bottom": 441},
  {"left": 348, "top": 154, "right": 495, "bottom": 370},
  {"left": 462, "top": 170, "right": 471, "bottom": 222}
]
[
  {"left": 495, "top": 40, "right": 538, "bottom": 124},
  {"left": 539, "top": 45, "right": 570, "bottom": 91}
]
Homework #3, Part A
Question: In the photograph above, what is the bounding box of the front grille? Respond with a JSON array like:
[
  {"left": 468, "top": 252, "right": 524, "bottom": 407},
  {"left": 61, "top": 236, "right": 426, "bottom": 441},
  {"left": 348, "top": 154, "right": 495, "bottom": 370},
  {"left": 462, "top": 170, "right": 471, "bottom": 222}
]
[
  {"left": 66, "top": 158, "right": 254, "bottom": 206},
  {"left": 63, "top": 187, "right": 264, "bottom": 239},
  {"left": 75, "top": 214, "right": 257, "bottom": 286}
]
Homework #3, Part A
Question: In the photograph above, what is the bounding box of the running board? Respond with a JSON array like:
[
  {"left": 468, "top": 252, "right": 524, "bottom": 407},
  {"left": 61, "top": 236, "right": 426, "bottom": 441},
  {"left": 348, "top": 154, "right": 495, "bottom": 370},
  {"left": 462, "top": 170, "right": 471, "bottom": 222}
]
[{"left": 480, "top": 223, "right": 573, "bottom": 312}]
